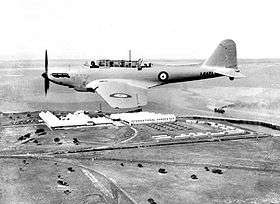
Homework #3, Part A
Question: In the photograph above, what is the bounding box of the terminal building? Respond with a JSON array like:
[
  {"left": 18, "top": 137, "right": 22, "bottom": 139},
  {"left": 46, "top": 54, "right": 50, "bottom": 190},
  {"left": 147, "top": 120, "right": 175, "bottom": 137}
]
[
  {"left": 39, "top": 110, "right": 113, "bottom": 129},
  {"left": 110, "top": 112, "right": 176, "bottom": 125}
]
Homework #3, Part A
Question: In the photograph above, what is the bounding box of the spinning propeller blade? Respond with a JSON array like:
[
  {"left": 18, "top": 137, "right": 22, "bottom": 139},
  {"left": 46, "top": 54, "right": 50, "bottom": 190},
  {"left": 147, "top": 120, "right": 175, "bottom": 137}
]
[{"left": 42, "top": 50, "right": 50, "bottom": 96}]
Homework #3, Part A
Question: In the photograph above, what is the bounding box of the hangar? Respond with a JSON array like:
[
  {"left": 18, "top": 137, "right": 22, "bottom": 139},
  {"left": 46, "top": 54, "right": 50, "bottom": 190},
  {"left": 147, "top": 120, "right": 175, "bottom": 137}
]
[
  {"left": 39, "top": 110, "right": 113, "bottom": 129},
  {"left": 110, "top": 112, "right": 176, "bottom": 125}
]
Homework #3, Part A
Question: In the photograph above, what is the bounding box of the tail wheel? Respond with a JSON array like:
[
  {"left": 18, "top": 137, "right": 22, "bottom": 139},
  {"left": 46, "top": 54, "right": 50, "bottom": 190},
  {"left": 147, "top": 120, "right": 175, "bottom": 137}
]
[{"left": 158, "top": 71, "right": 169, "bottom": 82}]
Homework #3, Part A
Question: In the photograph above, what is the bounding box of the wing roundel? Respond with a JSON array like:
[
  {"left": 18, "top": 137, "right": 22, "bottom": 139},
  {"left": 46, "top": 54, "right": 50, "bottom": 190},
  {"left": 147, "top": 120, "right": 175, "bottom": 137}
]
[{"left": 86, "top": 80, "right": 148, "bottom": 109}]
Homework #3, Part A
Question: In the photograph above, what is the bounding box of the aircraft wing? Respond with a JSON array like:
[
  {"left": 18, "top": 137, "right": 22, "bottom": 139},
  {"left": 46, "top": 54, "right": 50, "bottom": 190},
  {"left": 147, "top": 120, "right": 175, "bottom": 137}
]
[
  {"left": 214, "top": 68, "right": 246, "bottom": 78},
  {"left": 86, "top": 80, "right": 149, "bottom": 109}
]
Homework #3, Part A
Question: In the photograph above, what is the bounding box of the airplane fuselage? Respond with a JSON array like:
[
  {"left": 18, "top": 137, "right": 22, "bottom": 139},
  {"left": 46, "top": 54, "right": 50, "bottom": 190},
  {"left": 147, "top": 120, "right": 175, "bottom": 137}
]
[{"left": 47, "top": 64, "right": 221, "bottom": 91}]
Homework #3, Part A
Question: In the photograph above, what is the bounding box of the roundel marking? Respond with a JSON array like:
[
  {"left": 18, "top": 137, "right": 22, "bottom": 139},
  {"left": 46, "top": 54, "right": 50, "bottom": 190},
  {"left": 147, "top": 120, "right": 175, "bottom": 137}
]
[
  {"left": 158, "top": 71, "right": 169, "bottom": 82},
  {"left": 109, "top": 93, "right": 132, "bottom": 98}
]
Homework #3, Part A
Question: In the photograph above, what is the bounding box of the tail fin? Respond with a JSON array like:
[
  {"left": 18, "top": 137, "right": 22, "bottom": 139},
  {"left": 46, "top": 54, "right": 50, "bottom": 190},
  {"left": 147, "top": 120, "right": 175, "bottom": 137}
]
[{"left": 203, "top": 39, "right": 237, "bottom": 69}]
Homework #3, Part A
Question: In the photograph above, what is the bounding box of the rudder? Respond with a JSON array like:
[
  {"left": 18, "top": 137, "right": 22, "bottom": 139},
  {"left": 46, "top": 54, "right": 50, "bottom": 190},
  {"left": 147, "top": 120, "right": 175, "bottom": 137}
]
[{"left": 204, "top": 39, "right": 237, "bottom": 68}]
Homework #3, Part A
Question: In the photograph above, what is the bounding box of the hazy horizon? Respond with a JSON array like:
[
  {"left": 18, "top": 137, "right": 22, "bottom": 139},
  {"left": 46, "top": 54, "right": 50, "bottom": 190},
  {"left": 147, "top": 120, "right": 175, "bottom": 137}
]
[{"left": 1, "top": 58, "right": 280, "bottom": 62}]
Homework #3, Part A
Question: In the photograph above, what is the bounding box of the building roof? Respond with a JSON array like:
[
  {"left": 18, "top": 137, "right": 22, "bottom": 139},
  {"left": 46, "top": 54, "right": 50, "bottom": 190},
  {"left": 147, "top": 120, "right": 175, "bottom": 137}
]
[{"left": 110, "top": 112, "right": 176, "bottom": 121}]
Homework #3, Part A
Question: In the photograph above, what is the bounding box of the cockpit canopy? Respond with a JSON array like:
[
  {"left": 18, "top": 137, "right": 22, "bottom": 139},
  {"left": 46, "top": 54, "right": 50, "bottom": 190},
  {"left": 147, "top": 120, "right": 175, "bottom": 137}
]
[
  {"left": 51, "top": 73, "right": 70, "bottom": 78},
  {"left": 84, "top": 59, "right": 152, "bottom": 69}
]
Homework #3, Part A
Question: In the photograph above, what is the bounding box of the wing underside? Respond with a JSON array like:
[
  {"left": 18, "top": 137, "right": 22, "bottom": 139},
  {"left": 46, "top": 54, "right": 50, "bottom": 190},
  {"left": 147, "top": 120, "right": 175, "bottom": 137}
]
[{"left": 86, "top": 80, "right": 148, "bottom": 109}]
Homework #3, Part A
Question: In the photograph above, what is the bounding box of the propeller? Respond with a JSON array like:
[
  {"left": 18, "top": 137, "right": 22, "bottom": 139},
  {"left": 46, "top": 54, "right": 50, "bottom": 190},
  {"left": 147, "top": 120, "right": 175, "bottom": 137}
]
[{"left": 42, "top": 50, "right": 50, "bottom": 95}]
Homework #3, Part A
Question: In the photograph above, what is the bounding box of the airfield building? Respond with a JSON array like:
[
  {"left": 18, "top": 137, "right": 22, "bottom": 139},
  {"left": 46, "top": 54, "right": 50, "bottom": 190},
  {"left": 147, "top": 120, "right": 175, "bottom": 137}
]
[
  {"left": 39, "top": 110, "right": 113, "bottom": 129},
  {"left": 110, "top": 112, "right": 176, "bottom": 125}
]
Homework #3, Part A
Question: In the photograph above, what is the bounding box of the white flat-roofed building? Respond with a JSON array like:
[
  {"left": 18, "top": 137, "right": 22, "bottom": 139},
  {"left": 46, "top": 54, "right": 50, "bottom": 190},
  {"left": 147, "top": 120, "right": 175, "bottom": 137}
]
[
  {"left": 39, "top": 111, "right": 61, "bottom": 128},
  {"left": 39, "top": 111, "right": 113, "bottom": 129},
  {"left": 174, "top": 134, "right": 189, "bottom": 139},
  {"left": 152, "top": 135, "right": 172, "bottom": 141},
  {"left": 89, "top": 117, "right": 113, "bottom": 125},
  {"left": 110, "top": 112, "right": 176, "bottom": 125}
]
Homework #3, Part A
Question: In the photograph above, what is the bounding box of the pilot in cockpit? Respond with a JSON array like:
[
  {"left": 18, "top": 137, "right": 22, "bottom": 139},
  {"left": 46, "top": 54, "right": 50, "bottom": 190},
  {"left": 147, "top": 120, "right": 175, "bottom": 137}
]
[{"left": 90, "top": 61, "right": 99, "bottom": 68}]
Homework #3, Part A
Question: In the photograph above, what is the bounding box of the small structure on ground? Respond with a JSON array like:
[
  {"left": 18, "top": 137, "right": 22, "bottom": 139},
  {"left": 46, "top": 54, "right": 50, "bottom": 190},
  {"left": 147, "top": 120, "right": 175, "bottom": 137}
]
[
  {"left": 212, "top": 169, "right": 223, "bottom": 174},
  {"left": 68, "top": 167, "right": 75, "bottom": 172},
  {"left": 57, "top": 180, "right": 68, "bottom": 186},
  {"left": 214, "top": 108, "right": 225, "bottom": 114},
  {"left": 158, "top": 168, "right": 167, "bottom": 174},
  {"left": 148, "top": 198, "right": 157, "bottom": 204},
  {"left": 191, "top": 174, "right": 198, "bottom": 179},
  {"left": 73, "top": 138, "right": 80, "bottom": 145}
]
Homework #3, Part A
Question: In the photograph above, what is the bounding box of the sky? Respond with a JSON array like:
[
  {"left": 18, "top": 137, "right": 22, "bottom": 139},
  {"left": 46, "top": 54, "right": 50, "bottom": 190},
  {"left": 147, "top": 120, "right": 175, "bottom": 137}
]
[{"left": 0, "top": 0, "right": 279, "bottom": 60}]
